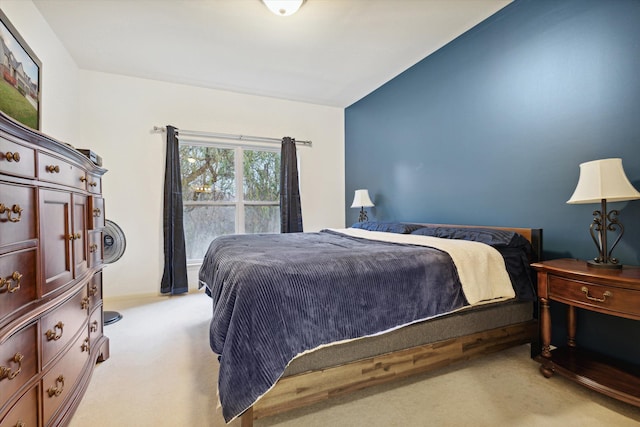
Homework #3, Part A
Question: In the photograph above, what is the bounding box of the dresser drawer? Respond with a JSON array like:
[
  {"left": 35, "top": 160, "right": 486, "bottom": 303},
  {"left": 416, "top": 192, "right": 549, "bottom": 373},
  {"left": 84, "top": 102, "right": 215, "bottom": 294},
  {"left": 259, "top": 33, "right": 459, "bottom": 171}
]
[
  {"left": 548, "top": 275, "right": 640, "bottom": 317},
  {"left": 42, "top": 330, "right": 90, "bottom": 426},
  {"left": 0, "top": 183, "right": 36, "bottom": 248},
  {"left": 38, "top": 152, "right": 86, "bottom": 190},
  {"left": 86, "top": 174, "right": 102, "bottom": 195},
  {"left": 88, "top": 231, "right": 103, "bottom": 269},
  {"left": 88, "top": 306, "right": 103, "bottom": 347},
  {"left": 41, "top": 288, "right": 89, "bottom": 368},
  {"left": 0, "top": 248, "right": 37, "bottom": 324},
  {"left": 0, "top": 385, "right": 38, "bottom": 427},
  {"left": 87, "top": 272, "right": 102, "bottom": 311},
  {"left": 0, "top": 137, "right": 35, "bottom": 179},
  {"left": 88, "top": 196, "right": 105, "bottom": 230},
  {"left": 0, "top": 322, "right": 37, "bottom": 405}
]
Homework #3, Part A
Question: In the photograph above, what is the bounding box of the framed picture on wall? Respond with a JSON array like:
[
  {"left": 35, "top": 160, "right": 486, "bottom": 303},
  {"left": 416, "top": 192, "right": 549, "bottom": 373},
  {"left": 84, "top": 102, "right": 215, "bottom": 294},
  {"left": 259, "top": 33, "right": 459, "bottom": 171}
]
[{"left": 0, "top": 10, "right": 41, "bottom": 130}]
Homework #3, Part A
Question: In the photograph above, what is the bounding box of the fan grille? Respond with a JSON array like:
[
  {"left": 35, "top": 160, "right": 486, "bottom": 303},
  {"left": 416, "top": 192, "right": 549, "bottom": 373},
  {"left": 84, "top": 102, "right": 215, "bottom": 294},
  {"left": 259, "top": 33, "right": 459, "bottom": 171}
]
[{"left": 103, "top": 219, "right": 126, "bottom": 264}]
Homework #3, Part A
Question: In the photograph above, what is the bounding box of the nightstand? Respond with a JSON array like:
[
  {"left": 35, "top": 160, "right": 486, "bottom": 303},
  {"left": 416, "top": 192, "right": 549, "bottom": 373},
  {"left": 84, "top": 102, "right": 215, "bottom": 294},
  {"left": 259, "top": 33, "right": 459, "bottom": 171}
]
[{"left": 532, "top": 259, "right": 640, "bottom": 406}]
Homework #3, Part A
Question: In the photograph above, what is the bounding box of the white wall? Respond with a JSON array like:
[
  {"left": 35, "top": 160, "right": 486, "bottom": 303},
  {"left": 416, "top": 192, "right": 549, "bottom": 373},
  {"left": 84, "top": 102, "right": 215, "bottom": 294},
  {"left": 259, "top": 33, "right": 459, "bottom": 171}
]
[
  {"left": 76, "top": 71, "right": 345, "bottom": 299},
  {"left": 2, "top": 1, "right": 346, "bottom": 300},
  {"left": 0, "top": 0, "right": 80, "bottom": 140}
]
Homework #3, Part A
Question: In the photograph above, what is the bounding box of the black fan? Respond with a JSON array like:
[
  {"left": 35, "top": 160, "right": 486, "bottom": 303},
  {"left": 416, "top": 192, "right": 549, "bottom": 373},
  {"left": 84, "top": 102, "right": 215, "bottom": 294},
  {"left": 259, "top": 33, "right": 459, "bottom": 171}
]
[{"left": 103, "top": 220, "right": 126, "bottom": 325}]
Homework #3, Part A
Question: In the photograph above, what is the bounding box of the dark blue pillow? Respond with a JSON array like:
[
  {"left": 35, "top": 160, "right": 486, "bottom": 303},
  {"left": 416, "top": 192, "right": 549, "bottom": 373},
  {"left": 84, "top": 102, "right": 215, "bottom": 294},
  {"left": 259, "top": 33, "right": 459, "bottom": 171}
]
[
  {"left": 351, "top": 221, "right": 423, "bottom": 234},
  {"left": 410, "top": 226, "right": 528, "bottom": 248}
]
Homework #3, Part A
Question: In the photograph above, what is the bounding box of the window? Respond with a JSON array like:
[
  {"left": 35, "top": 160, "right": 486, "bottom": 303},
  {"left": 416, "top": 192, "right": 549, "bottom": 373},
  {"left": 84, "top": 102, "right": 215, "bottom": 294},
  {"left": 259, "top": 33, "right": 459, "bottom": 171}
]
[{"left": 180, "top": 143, "right": 281, "bottom": 262}]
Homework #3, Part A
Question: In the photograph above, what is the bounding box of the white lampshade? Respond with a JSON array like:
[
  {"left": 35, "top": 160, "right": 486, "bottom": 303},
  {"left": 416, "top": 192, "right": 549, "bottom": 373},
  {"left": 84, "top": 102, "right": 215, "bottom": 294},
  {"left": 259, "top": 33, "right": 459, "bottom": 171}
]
[
  {"left": 351, "top": 189, "right": 374, "bottom": 208},
  {"left": 262, "top": 0, "right": 304, "bottom": 16},
  {"left": 567, "top": 158, "right": 640, "bottom": 204}
]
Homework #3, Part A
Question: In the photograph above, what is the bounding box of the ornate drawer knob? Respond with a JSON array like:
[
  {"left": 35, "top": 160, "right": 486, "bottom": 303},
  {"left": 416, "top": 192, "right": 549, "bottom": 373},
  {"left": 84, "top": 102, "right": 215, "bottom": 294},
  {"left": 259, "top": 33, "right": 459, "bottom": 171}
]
[
  {"left": 93, "top": 207, "right": 102, "bottom": 217},
  {"left": 47, "top": 375, "right": 65, "bottom": 397},
  {"left": 0, "top": 271, "right": 22, "bottom": 293},
  {"left": 89, "top": 283, "right": 98, "bottom": 297},
  {"left": 5, "top": 151, "right": 21, "bottom": 162},
  {"left": 0, "top": 203, "right": 23, "bottom": 223},
  {"left": 45, "top": 321, "right": 64, "bottom": 341},
  {"left": 581, "top": 286, "right": 612, "bottom": 303},
  {"left": 91, "top": 320, "right": 99, "bottom": 333},
  {"left": 46, "top": 165, "right": 60, "bottom": 173},
  {"left": 81, "top": 337, "right": 90, "bottom": 353},
  {"left": 0, "top": 353, "right": 23, "bottom": 381}
]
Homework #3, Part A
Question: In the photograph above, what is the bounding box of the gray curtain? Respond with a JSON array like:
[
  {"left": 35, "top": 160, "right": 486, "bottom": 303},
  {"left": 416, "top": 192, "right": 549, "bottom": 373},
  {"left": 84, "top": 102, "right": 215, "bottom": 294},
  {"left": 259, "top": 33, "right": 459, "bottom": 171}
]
[
  {"left": 161, "top": 125, "right": 188, "bottom": 294},
  {"left": 280, "top": 137, "right": 303, "bottom": 233}
]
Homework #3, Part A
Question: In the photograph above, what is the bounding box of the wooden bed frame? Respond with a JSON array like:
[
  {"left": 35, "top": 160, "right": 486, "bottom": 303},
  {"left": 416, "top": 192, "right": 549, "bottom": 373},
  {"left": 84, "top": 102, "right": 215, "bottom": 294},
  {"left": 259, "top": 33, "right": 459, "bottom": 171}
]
[{"left": 239, "top": 224, "right": 543, "bottom": 427}]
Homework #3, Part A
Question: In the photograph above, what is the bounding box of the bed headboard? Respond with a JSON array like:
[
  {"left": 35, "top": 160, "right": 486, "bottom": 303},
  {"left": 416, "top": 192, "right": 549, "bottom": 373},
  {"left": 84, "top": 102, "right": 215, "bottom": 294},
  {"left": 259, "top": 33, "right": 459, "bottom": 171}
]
[{"left": 414, "top": 223, "right": 543, "bottom": 262}]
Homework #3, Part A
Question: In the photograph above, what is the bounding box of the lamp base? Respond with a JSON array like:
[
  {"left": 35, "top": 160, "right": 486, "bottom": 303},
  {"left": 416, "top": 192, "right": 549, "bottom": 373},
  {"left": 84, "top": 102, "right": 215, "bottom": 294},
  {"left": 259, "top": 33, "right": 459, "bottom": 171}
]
[{"left": 586, "top": 259, "right": 623, "bottom": 269}]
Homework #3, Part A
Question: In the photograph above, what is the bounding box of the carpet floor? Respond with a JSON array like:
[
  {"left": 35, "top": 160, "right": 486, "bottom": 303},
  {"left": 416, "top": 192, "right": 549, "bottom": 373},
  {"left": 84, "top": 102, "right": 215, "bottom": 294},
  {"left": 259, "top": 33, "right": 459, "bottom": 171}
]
[{"left": 68, "top": 292, "right": 640, "bottom": 426}]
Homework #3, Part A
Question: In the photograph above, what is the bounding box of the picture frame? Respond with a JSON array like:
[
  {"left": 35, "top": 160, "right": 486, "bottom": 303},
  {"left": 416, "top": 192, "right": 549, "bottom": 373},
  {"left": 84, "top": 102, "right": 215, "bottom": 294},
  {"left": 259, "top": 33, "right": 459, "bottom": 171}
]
[{"left": 0, "top": 9, "right": 41, "bottom": 130}]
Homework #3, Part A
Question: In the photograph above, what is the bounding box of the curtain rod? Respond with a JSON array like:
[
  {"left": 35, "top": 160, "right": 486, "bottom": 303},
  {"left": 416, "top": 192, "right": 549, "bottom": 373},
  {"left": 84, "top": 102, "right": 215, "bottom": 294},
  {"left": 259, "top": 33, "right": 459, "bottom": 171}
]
[{"left": 152, "top": 126, "right": 312, "bottom": 147}]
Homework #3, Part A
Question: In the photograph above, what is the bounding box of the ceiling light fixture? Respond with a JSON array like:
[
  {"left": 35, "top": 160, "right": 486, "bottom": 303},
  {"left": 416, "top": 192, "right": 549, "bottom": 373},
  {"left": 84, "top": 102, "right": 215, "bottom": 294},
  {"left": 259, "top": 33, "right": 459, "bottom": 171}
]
[{"left": 262, "top": 0, "right": 305, "bottom": 17}]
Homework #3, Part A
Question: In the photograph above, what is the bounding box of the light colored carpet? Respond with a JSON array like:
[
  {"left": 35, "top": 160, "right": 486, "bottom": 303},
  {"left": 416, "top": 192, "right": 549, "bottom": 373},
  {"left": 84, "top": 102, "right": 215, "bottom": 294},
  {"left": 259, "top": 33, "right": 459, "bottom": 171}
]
[{"left": 69, "top": 292, "right": 640, "bottom": 427}]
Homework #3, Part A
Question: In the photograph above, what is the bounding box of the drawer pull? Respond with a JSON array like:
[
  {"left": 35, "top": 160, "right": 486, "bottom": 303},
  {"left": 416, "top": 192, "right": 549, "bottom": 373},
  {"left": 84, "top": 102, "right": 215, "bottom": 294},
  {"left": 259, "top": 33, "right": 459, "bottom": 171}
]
[
  {"left": 89, "top": 243, "right": 98, "bottom": 253},
  {"left": 91, "top": 320, "right": 99, "bottom": 332},
  {"left": 81, "top": 296, "right": 90, "bottom": 310},
  {"left": 45, "top": 321, "right": 64, "bottom": 341},
  {"left": 81, "top": 337, "right": 90, "bottom": 353},
  {"left": 0, "top": 203, "right": 23, "bottom": 223},
  {"left": 89, "top": 283, "right": 98, "bottom": 296},
  {"left": 15, "top": 421, "right": 25, "bottom": 427},
  {"left": 89, "top": 181, "right": 97, "bottom": 187},
  {"left": 47, "top": 375, "right": 65, "bottom": 397},
  {"left": 0, "top": 352, "right": 23, "bottom": 381},
  {"left": 93, "top": 207, "right": 102, "bottom": 217},
  {"left": 68, "top": 232, "right": 82, "bottom": 241},
  {"left": 5, "top": 151, "right": 21, "bottom": 162},
  {"left": 581, "top": 286, "right": 612, "bottom": 303},
  {"left": 80, "top": 176, "right": 88, "bottom": 182},
  {"left": 46, "top": 164, "right": 60, "bottom": 173},
  {"left": 0, "top": 271, "right": 22, "bottom": 293}
]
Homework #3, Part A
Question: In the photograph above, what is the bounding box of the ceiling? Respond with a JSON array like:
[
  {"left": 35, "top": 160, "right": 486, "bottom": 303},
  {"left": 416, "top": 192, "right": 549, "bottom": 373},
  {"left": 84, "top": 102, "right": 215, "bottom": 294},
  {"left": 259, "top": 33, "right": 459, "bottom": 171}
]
[{"left": 33, "top": 0, "right": 512, "bottom": 108}]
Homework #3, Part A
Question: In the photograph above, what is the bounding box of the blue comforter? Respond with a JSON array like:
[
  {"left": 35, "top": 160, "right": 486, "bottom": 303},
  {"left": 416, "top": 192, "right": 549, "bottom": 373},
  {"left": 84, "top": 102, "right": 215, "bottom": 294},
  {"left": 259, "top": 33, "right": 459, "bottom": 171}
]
[{"left": 199, "top": 229, "right": 475, "bottom": 421}]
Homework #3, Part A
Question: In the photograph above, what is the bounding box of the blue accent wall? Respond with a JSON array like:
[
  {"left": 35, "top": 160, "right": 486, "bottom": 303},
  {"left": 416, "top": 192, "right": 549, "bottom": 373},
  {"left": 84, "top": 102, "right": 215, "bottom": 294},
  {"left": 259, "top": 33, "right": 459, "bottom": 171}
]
[{"left": 345, "top": 0, "right": 640, "bottom": 363}]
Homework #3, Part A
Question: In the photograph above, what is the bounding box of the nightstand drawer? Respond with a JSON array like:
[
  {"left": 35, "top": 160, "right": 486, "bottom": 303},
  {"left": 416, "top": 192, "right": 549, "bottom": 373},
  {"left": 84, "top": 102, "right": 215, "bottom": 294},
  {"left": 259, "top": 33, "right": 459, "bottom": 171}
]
[{"left": 548, "top": 275, "right": 640, "bottom": 317}]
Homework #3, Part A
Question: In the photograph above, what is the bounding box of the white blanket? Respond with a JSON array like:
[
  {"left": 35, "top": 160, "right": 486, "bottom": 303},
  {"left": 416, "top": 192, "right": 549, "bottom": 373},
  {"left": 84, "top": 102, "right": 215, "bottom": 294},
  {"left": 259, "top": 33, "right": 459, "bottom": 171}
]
[{"left": 333, "top": 228, "right": 515, "bottom": 304}]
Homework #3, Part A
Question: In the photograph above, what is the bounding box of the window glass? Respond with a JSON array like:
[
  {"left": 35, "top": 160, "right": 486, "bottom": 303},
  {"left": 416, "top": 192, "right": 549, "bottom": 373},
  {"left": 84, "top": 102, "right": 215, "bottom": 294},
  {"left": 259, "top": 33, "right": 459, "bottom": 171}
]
[
  {"left": 243, "top": 150, "right": 280, "bottom": 201},
  {"left": 183, "top": 205, "right": 235, "bottom": 261},
  {"left": 180, "top": 143, "right": 281, "bottom": 262},
  {"left": 180, "top": 145, "right": 235, "bottom": 202}
]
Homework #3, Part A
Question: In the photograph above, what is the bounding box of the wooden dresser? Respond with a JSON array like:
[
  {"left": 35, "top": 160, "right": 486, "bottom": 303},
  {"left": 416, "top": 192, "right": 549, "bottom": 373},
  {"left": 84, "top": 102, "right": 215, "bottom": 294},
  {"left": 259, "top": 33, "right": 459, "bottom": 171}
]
[{"left": 0, "top": 112, "right": 109, "bottom": 426}]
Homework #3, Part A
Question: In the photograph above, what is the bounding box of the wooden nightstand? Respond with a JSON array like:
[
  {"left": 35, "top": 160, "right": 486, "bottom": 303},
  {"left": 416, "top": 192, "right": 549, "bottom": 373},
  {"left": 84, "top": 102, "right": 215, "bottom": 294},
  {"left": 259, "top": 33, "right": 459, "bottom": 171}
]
[{"left": 532, "top": 259, "right": 640, "bottom": 406}]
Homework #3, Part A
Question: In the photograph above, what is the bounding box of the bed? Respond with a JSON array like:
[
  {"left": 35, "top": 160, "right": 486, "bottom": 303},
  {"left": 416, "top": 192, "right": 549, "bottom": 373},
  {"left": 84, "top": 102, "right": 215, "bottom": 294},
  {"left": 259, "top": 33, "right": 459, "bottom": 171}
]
[{"left": 198, "top": 222, "right": 542, "bottom": 426}]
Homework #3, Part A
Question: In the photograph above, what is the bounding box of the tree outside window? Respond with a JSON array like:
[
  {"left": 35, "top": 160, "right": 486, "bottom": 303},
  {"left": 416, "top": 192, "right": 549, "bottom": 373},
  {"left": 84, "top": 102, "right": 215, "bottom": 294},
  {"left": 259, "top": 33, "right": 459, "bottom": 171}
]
[{"left": 180, "top": 144, "right": 280, "bottom": 262}]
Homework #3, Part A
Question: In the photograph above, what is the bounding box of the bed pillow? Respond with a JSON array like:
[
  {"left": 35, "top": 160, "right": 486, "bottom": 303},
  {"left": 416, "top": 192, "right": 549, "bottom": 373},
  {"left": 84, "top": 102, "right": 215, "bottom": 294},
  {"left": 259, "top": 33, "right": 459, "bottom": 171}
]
[
  {"left": 410, "top": 226, "right": 536, "bottom": 301},
  {"left": 350, "top": 221, "right": 423, "bottom": 234},
  {"left": 410, "top": 226, "right": 529, "bottom": 249}
]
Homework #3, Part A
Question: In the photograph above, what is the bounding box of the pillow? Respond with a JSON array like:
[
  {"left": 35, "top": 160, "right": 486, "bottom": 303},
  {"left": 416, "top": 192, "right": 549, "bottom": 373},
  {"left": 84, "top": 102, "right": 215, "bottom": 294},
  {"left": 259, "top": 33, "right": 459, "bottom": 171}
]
[
  {"left": 350, "top": 221, "right": 423, "bottom": 234},
  {"left": 410, "top": 226, "right": 529, "bottom": 249},
  {"left": 410, "top": 226, "right": 536, "bottom": 301}
]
